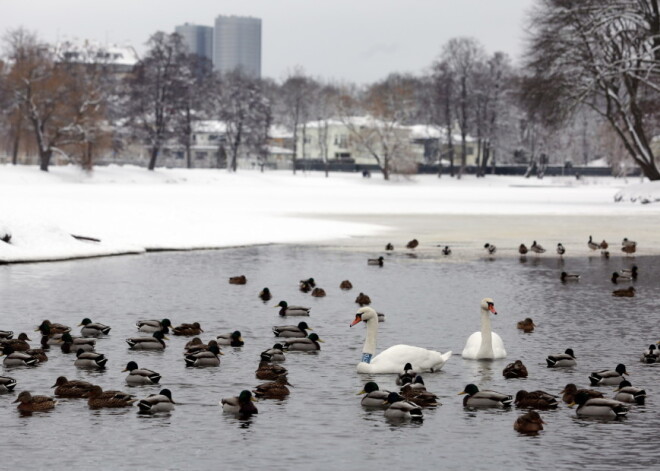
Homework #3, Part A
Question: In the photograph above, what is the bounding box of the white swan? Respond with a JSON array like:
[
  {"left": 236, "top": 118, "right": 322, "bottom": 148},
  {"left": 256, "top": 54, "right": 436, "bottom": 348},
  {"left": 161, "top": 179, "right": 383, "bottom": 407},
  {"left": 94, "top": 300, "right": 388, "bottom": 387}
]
[
  {"left": 350, "top": 307, "right": 451, "bottom": 373},
  {"left": 461, "top": 298, "right": 507, "bottom": 360}
]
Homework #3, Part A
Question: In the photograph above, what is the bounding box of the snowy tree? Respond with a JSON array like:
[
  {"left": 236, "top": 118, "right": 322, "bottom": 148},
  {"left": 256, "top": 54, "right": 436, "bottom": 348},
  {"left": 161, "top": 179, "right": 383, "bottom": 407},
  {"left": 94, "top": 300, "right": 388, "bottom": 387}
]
[
  {"left": 311, "top": 83, "right": 340, "bottom": 177},
  {"left": 429, "top": 60, "right": 457, "bottom": 176}
]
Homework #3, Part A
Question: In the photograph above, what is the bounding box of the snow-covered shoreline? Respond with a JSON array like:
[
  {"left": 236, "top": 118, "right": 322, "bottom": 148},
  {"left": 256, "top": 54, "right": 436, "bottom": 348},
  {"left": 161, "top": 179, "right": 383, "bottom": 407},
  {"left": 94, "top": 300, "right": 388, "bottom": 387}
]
[{"left": 1, "top": 164, "right": 658, "bottom": 264}]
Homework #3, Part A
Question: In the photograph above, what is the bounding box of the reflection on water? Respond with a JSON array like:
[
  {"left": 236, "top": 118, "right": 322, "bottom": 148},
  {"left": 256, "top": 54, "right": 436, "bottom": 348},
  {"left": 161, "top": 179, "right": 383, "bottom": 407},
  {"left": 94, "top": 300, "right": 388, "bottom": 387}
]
[{"left": 1, "top": 246, "right": 659, "bottom": 470}]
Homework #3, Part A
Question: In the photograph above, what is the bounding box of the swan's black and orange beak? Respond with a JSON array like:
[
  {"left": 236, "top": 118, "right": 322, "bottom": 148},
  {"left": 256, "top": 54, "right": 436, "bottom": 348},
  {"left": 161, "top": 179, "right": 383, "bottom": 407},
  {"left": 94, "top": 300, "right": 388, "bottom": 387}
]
[
  {"left": 350, "top": 314, "right": 363, "bottom": 327},
  {"left": 488, "top": 303, "right": 497, "bottom": 315}
]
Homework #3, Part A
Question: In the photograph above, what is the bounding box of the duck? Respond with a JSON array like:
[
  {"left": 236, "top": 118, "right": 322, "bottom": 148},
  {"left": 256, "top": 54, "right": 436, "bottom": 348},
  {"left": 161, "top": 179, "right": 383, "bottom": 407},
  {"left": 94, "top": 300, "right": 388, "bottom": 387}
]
[
  {"left": 621, "top": 238, "right": 637, "bottom": 255},
  {"left": 442, "top": 246, "right": 452, "bottom": 256},
  {"left": 74, "top": 349, "right": 107, "bottom": 369},
  {"left": 311, "top": 287, "right": 326, "bottom": 297},
  {"left": 137, "top": 389, "right": 175, "bottom": 413},
  {"left": 60, "top": 332, "right": 96, "bottom": 353},
  {"left": 358, "top": 381, "right": 391, "bottom": 408},
  {"left": 172, "top": 322, "right": 203, "bottom": 336},
  {"left": 589, "top": 364, "right": 628, "bottom": 386},
  {"left": 253, "top": 375, "right": 292, "bottom": 399},
  {"left": 560, "top": 384, "right": 603, "bottom": 404},
  {"left": 26, "top": 345, "right": 48, "bottom": 363},
  {"left": 275, "top": 301, "right": 310, "bottom": 317},
  {"left": 518, "top": 244, "right": 528, "bottom": 256},
  {"left": 530, "top": 240, "right": 546, "bottom": 254},
  {"left": 406, "top": 239, "right": 419, "bottom": 249},
  {"left": 560, "top": 272, "right": 580, "bottom": 282},
  {"left": 126, "top": 330, "right": 168, "bottom": 350},
  {"left": 621, "top": 265, "right": 638, "bottom": 279},
  {"left": 514, "top": 390, "right": 559, "bottom": 409},
  {"left": 221, "top": 390, "right": 258, "bottom": 417},
  {"left": 514, "top": 410, "right": 545, "bottom": 433},
  {"left": 259, "top": 288, "right": 272, "bottom": 301},
  {"left": 546, "top": 348, "right": 576, "bottom": 367},
  {"left": 299, "top": 278, "right": 315, "bottom": 293},
  {"left": 255, "top": 361, "right": 288, "bottom": 380},
  {"left": 613, "top": 380, "right": 646, "bottom": 405},
  {"left": 484, "top": 243, "right": 496, "bottom": 255},
  {"left": 640, "top": 344, "right": 659, "bottom": 363},
  {"left": 613, "top": 286, "right": 635, "bottom": 297},
  {"left": 570, "top": 391, "right": 628, "bottom": 418},
  {"left": 229, "top": 275, "right": 247, "bottom": 285},
  {"left": 283, "top": 333, "right": 323, "bottom": 352},
  {"left": 385, "top": 243, "right": 394, "bottom": 251},
  {"left": 0, "top": 376, "right": 17, "bottom": 394},
  {"left": 36, "top": 320, "right": 71, "bottom": 336},
  {"left": 37, "top": 325, "right": 65, "bottom": 346},
  {"left": 556, "top": 243, "right": 565, "bottom": 257},
  {"left": 184, "top": 343, "right": 222, "bottom": 367},
  {"left": 367, "top": 256, "right": 384, "bottom": 266},
  {"left": 351, "top": 306, "right": 451, "bottom": 373},
  {"left": 0, "top": 330, "right": 13, "bottom": 340},
  {"left": 51, "top": 376, "right": 95, "bottom": 397},
  {"left": 459, "top": 384, "right": 512, "bottom": 408},
  {"left": 587, "top": 235, "right": 600, "bottom": 251},
  {"left": 384, "top": 392, "right": 424, "bottom": 420},
  {"left": 183, "top": 338, "right": 213, "bottom": 355},
  {"left": 14, "top": 391, "right": 57, "bottom": 412},
  {"left": 273, "top": 321, "right": 312, "bottom": 338},
  {"left": 260, "top": 343, "right": 286, "bottom": 362},
  {"left": 123, "top": 361, "right": 162, "bottom": 385},
  {"left": 355, "top": 292, "right": 371, "bottom": 306},
  {"left": 87, "top": 385, "right": 136, "bottom": 408},
  {"left": 600, "top": 240, "right": 609, "bottom": 250},
  {"left": 395, "top": 362, "right": 417, "bottom": 385},
  {"left": 1, "top": 345, "right": 39, "bottom": 367},
  {"left": 78, "top": 318, "right": 111, "bottom": 338},
  {"left": 136, "top": 318, "right": 172, "bottom": 334},
  {"left": 503, "top": 360, "right": 528, "bottom": 379},
  {"left": 399, "top": 376, "right": 439, "bottom": 407},
  {"left": 339, "top": 280, "right": 353, "bottom": 290},
  {"left": 462, "top": 298, "right": 506, "bottom": 360},
  {"left": 611, "top": 272, "right": 633, "bottom": 283},
  {"left": 217, "top": 331, "right": 244, "bottom": 347},
  {"left": 0, "top": 332, "right": 31, "bottom": 351},
  {"left": 516, "top": 318, "right": 535, "bottom": 333}
]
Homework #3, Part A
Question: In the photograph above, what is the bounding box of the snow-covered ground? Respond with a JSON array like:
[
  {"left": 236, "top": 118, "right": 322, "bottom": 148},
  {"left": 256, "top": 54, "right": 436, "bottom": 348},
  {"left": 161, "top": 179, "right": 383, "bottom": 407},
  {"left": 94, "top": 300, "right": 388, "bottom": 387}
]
[{"left": 0, "top": 164, "right": 658, "bottom": 263}]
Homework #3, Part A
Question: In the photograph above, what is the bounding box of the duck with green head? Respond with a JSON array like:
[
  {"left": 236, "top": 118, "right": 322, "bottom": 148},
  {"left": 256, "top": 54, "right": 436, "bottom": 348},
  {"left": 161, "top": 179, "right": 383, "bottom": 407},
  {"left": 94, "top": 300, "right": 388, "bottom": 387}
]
[
  {"left": 79, "top": 318, "right": 111, "bottom": 338},
  {"left": 60, "top": 332, "right": 96, "bottom": 354},
  {"left": 217, "top": 331, "right": 244, "bottom": 347},
  {"left": 74, "top": 349, "right": 107, "bottom": 369},
  {"left": 275, "top": 301, "right": 311, "bottom": 317},
  {"left": 221, "top": 390, "right": 258, "bottom": 417},
  {"left": 358, "top": 381, "right": 390, "bottom": 408},
  {"left": 137, "top": 389, "right": 175, "bottom": 413},
  {"left": 1, "top": 345, "right": 39, "bottom": 367},
  {"left": 459, "top": 384, "right": 512, "bottom": 408},
  {"left": 126, "top": 330, "right": 168, "bottom": 350},
  {"left": 123, "top": 361, "right": 162, "bottom": 385},
  {"left": 136, "top": 318, "right": 172, "bottom": 334},
  {"left": 283, "top": 333, "right": 323, "bottom": 352},
  {"left": 185, "top": 342, "right": 222, "bottom": 367}
]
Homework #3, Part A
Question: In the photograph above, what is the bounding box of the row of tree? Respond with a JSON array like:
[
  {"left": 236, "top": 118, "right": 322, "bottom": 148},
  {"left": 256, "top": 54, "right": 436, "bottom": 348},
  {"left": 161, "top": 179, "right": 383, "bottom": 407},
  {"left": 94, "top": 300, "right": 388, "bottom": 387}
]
[{"left": 1, "top": 0, "right": 660, "bottom": 180}]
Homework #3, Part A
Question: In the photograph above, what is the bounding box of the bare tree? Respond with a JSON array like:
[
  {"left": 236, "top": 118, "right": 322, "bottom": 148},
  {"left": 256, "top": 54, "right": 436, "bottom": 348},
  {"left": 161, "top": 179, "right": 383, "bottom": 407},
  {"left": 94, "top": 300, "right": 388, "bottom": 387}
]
[
  {"left": 430, "top": 60, "right": 456, "bottom": 177},
  {"left": 279, "top": 68, "right": 316, "bottom": 174}
]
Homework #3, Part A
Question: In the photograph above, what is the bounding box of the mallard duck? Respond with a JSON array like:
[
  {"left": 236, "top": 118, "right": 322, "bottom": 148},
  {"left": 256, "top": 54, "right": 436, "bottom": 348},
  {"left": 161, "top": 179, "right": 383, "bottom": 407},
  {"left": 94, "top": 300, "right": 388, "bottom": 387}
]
[
  {"left": 514, "top": 410, "right": 545, "bottom": 433},
  {"left": 589, "top": 363, "right": 628, "bottom": 386},
  {"left": 272, "top": 321, "right": 312, "bottom": 338},
  {"left": 253, "top": 375, "right": 292, "bottom": 399},
  {"left": 137, "top": 389, "right": 175, "bottom": 413},
  {"left": 384, "top": 392, "right": 423, "bottom": 420},
  {"left": 0, "top": 332, "right": 31, "bottom": 351},
  {"left": 518, "top": 243, "right": 528, "bottom": 255},
  {"left": 283, "top": 333, "right": 322, "bottom": 351},
  {"left": 221, "top": 390, "right": 258, "bottom": 417},
  {"left": 311, "top": 287, "right": 326, "bottom": 297},
  {"left": 560, "top": 272, "right": 580, "bottom": 282},
  {"left": 516, "top": 318, "right": 535, "bottom": 333},
  {"left": 14, "top": 391, "right": 57, "bottom": 412},
  {"left": 74, "top": 349, "right": 107, "bottom": 369},
  {"left": 503, "top": 360, "right": 528, "bottom": 379},
  {"left": 640, "top": 344, "right": 659, "bottom": 364},
  {"left": 588, "top": 235, "right": 600, "bottom": 251},
  {"left": 36, "top": 320, "right": 71, "bottom": 336},
  {"left": 354, "top": 292, "right": 371, "bottom": 306},
  {"left": 217, "top": 331, "right": 244, "bottom": 347},
  {"left": 400, "top": 376, "right": 439, "bottom": 407},
  {"left": 123, "top": 361, "right": 161, "bottom": 385},
  {"left": 0, "top": 376, "right": 17, "bottom": 394},
  {"left": 126, "top": 330, "right": 168, "bottom": 350},
  {"left": 621, "top": 238, "right": 637, "bottom": 256},
  {"left": 459, "top": 384, "right": 512, "bottom": 408},
  {"left": 275, "top": 301, "right": 310, "bottom": 317},
  {"left": 621, "top": 265, "right": 638, "bottom": 277},
  {"left": 0, "top": 330, "right": 13, "bottom": 340},
  {"left": 514, "top": 390, "right": 558, "bottom": 409},
  {"left": 600, "top": 239, "right": 609, "bottom": 250},
  {"left": 1, "top": 345, "right": 39, "bottom": 367},
  {"left": 560, "top": 384, "right": 603, "bottom": 404},
  {"left": 612, "top": 286, "right": 635, "bottom": 297},
  {"left": 442, "top": 245, "right": 452, "bottom": 256},
  {"left": 556, "top": 243, "right": 565, "bottom": 257},
  {"left": 183, "top": 337, "right": 206, "bottom": 354},
  {"left": 358, "top": 382, "right": 390, "bottom": 408},
  {"left": 25, "top": 346, "right": 48, "bottom": 363},
  {"left": 546, "top": 348, "right": 576, "bottom": 367},
  {"left": 78, "top": 318, "right": 111, "bottom": 337},
  {"left": 484, "top": 243, "right": 496, "bottom": 255},
  {"left": 395, "top": 362, "right": 417, "bottom": 386},
  {"left": 172, "top": 322, "right": 203, "bottom": 336},
  {"left": 299, "top": 278, "right": 315, "bottom": 293},
  {"left": 185, "top": 343, "right": 222, "bottom": 367},
  {"left": 51, "top": 376, "right": 95, "bottom": 398},
  {"left": 339, "top": 280, "right": 353, "bottom": 290},
  {"left": 367, "top": 256, "right": 384, "bottom": 266},
  {"left": 571, "top": 392, "right": 628, "bottom": 418},
  {"left": 406, "top": 239, "right": 419, "bottom": 249},
  {"left": 613, "top": 380, "right": 646, "bottom": 405},
  {"left": 255, "top": 360, "right": 288, "bottom": 380},
  {"left": 530, "top": 240, "right": 546, "bottom": 254},
  {"left": 259, "top": 288, "right": 272, "bottom": 301},
  {"left": 36, "top": 323, "right": 66, "bottom": 345},
  {"left": 87, "top": 385, "right": 136, "bottom": 408},
  {"left": 260, "top": 343, "right": 285, "bottom": 362},
  {"left": 136, "top": 318, "right": 172, "bottom": 334},
  {"left": 60, "top": 332, "right": 96, "bottom": 353},
  {"left": 229, "top": 275, "right": 247, "bottom": 285},
  {"left": 611, "top": 272, "right": 633, "bottom": 283},
  {"left": 385, "top": 243, "right": 394, "bottom": 251}
]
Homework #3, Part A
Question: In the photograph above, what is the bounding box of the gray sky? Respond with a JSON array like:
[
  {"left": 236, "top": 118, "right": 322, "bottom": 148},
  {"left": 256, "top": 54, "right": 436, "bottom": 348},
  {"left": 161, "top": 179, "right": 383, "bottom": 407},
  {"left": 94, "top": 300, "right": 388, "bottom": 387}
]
[{"left": 2, "top": 0, "right": 535, "bottom": 83}]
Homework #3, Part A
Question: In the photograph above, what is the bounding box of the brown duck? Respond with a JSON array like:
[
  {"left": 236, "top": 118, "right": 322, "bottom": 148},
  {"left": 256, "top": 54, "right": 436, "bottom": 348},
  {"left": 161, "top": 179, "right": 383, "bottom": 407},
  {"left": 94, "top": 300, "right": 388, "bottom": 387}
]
[
  {"left": 51, "top": 376, "right": 95, "bottom": 398},
  {"left": 14, "top": 391, "right": 57, "bottom": 412},
  {"left": 514, "top": 410, "right": 545, "bottom": 434},
  {"left": 503, "top": 360, "right": 529, "bottom": 379},
  {"left": 229, "top": 275, "right": 247, "bottom": 285},
  {"left": 253, "top": 375, "right": 292, "bottom": 399},
  {"left": 516, "top": 318, "right": 535, "bottom": 333},
  {"left": 172, "top": 322, "right": 204, "bottom": 336},
  {"left": 255, "top": 361, "right": 288, "bottom": 380},
  {"left": 87, "top": 385, "right": 136, "bottom": 408},
  {"left": 339, "top": 280, "right": 353, "bottom": 290},
  {"left": 560, "top": 383, "right": 603, "bottom": 404}
]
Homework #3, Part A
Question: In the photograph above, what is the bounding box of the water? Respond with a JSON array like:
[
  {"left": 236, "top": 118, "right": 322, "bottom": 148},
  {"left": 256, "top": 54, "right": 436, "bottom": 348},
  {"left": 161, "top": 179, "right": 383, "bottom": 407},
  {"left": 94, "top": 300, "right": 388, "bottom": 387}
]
[{"left": 1, "top": 246, "right": 659, "bottom": 470}]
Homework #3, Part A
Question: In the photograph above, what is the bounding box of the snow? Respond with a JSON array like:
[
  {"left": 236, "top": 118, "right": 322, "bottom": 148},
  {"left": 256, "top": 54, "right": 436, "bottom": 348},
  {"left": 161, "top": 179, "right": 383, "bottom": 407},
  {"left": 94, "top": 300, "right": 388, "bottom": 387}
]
[
  {"left": 614, "top": 180, "right": 660, "bottom": 204},
  {"left": 0, "top": 164, "right": 658, "bottom": 264}
]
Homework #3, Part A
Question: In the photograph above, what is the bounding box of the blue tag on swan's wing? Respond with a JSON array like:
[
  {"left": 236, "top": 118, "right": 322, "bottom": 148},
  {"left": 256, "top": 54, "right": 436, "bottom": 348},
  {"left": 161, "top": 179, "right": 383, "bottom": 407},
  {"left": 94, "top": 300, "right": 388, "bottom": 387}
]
[{"left": 361, "top": 353, "right": 373, "bottom": 364}]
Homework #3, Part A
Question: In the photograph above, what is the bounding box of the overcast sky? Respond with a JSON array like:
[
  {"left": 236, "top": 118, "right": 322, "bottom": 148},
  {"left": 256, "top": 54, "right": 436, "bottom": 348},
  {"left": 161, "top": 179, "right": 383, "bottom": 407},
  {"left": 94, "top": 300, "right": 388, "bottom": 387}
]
[{"left": 2, "top": 0, "right": 535, "bottom": 83}]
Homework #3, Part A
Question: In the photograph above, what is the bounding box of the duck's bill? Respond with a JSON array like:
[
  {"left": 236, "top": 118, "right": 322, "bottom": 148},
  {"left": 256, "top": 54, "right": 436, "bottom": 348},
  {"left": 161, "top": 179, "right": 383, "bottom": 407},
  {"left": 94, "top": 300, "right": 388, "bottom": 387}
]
[
  {"left": 458, "top": 391, "right": 467, "bottom": 395},
  {"left": 357, "top": 390, "right": 366, "bottom": 395}
]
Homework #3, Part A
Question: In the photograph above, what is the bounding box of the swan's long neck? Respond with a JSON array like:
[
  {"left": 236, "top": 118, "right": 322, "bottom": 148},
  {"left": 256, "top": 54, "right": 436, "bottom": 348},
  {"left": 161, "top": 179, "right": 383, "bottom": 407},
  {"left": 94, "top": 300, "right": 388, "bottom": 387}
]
[
  {"left": 363, "top": 316, "right": 378, "bottom": 356},
  {"left": 478, "top": 308, "right": 494, "bottom": 357}
]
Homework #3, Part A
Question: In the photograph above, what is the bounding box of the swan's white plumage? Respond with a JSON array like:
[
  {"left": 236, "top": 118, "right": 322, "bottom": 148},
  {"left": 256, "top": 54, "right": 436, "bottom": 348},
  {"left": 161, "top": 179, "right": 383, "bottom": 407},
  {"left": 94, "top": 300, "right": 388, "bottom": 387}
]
[
  {"left": 352, "top": 307, "right": 451, "bottom": 374},
  {"left": 461, "top": 298, "right": 507, "bottom": 360}
]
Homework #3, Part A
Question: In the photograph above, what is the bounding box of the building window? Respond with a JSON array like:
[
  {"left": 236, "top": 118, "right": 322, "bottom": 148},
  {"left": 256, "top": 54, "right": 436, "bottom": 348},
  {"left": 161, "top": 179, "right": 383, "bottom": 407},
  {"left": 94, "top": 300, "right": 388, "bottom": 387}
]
[
  {"left": 334, "top": 134, "right": 348, "bottom": 148},
  {"left": 195, "top": 152, "right": 207, "bottom": 160},
  {"left": 175, "top": 151, "right": 184, "bottom": 160},
  {"left": 334, "top": 152, "right": 351, "bottom": 160}
]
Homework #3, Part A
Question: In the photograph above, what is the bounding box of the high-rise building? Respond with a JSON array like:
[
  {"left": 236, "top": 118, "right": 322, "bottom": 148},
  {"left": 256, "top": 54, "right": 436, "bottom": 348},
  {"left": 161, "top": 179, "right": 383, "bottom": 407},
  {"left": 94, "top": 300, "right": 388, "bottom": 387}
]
[
  {"left": 175, "top": 23, "right": 213, "bottom": 62},
  {"left": 213, "top": 15, "right": 261, "bottom": 77}
]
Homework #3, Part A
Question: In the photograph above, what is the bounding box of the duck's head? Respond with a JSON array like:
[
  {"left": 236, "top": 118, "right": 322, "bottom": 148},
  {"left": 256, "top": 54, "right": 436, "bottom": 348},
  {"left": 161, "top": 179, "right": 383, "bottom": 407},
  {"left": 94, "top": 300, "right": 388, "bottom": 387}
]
[
  {"left": 359, "top": 382, "right": 380, "bottom": 395},
  {"left": 231, "top": 331, "right": 242, "bottom": 340},
  {"left": 17, "top": 333, "right": 31, "bottom": 341},
  {"left": 13, "top": 391, "right": 33, "bottom": 404},
  {"left": 308, "top": 333, "right": 323, "bottom": 343},
  {"left": 351, "top": 307, "right": 378, "bottom": 326},
  {"left": 480, "top": 298, "right": 497, "bottom": 315},
  {"left": 61, "top": 332, "right": 73, "bottom": 343},
  {"left": 208, "top": 344, "right": 223, "bottom": 355},
  {"left": 615, "top": 363, "right": 628, "bottom": 375},
  {"left": 403, "top": 362, "right": 413, "bottom": 371},
  {"left": 51, "top": 376, "right": 69, "bottom": 387},
  {"left": 298, "top": 322, "right": 311, "bottom": 331},
  {"left": 515, "top": 390, "right": 529, "bottom": 402},
  {"left": 123, "top": 361, "right": 139, "bottom": 372},
  {"left": 238, "top": 390, "right": 255, "bottom": 404},
  {"left": 272, "top": 343, "right": 283, "bottom": 350},
  {"left": 615, "top": 380, "right": 632, "bottom": 391},
  {"left": 275, "top": 301, "right": 288, "bottom": 309},
  {"left": 459, "top": 384, "right": 480, "bottom": 396},
  {"left": 384, "top": 392, "right": 403, "bottom": 405},
  {"left": 79, "top": 318, "right": 93, "bottom": 326},
  {"left": 159, "top": 389, "right": 174, "bottom": 403},
  {"left": 571, "top": 391, "right": 592, "bottom": 406},
  {"left": 161, "top": 319, "right": 172, "bottom": 328},
  {"left": 560, "top": 383, "right": 577, "bottom": 395},
  {"left": 565, "top": 348, "right": 576, "bottom": 358},
  {"left": 75, "top": 348, "right": 86, "bottom": 357},
  {"left": 153, "top": 330, "right": 169, "bottom": 341},
  {"left": 414, "top": 375, "right": 425, "bottom": 385},
  {"left": 88, "top": 385, "right": 104, "bottom": 398}
]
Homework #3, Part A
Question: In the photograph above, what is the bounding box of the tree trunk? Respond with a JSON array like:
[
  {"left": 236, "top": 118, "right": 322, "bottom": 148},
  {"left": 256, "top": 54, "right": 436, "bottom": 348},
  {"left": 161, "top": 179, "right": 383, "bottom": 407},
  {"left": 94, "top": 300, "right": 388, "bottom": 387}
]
[
  {"left": 39, "top": 148, "right": 52, "bottom": 172},
  {"left": 11, "top": 119, "right": 21, "bottom": 166},
  {"left": 148, "top": 146, "right": 159, "bottom": 171}
]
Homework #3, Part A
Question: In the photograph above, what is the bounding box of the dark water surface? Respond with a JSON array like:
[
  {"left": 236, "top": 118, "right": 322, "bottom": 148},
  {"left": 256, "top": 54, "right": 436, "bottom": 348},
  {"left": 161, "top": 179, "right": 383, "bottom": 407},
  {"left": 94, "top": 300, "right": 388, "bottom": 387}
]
[{"left": 1, "top": 246, "right": 659, "bottom": 470}]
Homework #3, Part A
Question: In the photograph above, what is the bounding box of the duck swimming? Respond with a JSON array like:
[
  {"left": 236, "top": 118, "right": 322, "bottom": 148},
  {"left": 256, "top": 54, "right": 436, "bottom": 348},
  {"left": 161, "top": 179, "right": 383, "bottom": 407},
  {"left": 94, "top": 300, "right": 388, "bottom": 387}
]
[
  {"left": 571, "top": 392, "right": 628, "bottom": 418},
  {"left": 283, "top": 333, "right": 323, "bottom": 352},
  {"left": 60, "top": 332, "right": 96, "bottom": 354},
  {"left": 51, "top": 376, "right": 95, "bottom": 398},
  {"left": 462, "top": 298, "right": 506, "bottom": 360},
  {"left": 273, "top": 321, "right": 312, "bottom": 338},
  {"left": 138, "top": 389, "right": 175, "bottom": 413},
  {"left": 253, "top": 375, "right": 292, "bottom": 399},
  {"left": 73, "top": 349, "right": 107, "bottom": 369},
  {"left": 514, "top": 410, "right": 545, "bottom": 434},
  {"left": 78, "top": 318, "right": 111, "bottom": 338},
  {"left": 358, "top": 381, "right": 390, "bottom": 408},
  {"left": 560, "top": 383, "right": 603, "bottom": 404},
  {"left": 503, "top": 360, "right": 528, "bottom": 379},
  {"left": 260, "top": 343, "right": 286, "bottom": 362},
  {"left": 546, "top": 348, "right": 576, "bottom": 367},
  {"left": 255, "top": 361, "right": 288, "bottom": 380},
  {"left": 514, "top": 390, "right": 559, "bottom": 409},
  {"left": 589, "top": 364, "right": 628, "bottom": 386},
  {"left": 275, "top": 301, "right": 311, "bottom": 317},
  {"left": 1, "top": 345, "right": 39, "bottom": 367},
  {"left": 184, "top": 343, "right": 222, "bottom": 367},
  {"left": 221, "top": 390, "right": 258, "bottom": 417},
  {"left": 172, "top": 322, "right": 203, "bottom": 336},
  {"left": 384, "top": 392, "right": 423, "bottom": 420},
  {"left": 229, "top": 275, "right": 247, "bottom": 285},
  {"left": 217, "top": 331, "right": 244, "bottom": 347},
  {"left": 367, "top": 256, "right": 384, "bottom": 266},
  {"left": 614, "top": 380, "right": 646, "bottom": 405},
  {"left": 123, "top": 361, "right": 162, "bottom": 385},
  {"left": 355, "top": 292, "right": 371, "bottom": 306},
  {"left": 516, "top": 318, "right": 535, "bottom": 333},
  {"left": 340, "top": 280, "right": 353, "bottom": 290},
  {"left": 640, "top": 344, "right": 659, "bottom": 363},
  {"left": 136, "top": 319, "right": 172, "bottom": 334},
  {"left": 259, "top": 288, "right": 273, "bottom": 301},
  {"left": 14, "top": 391, "right": 57, "bottom": 412},
  {"left": 560, "top": 272, "right": 580, "bottom": 282},
  {"left": 0, "top": 376, "right": 17, "bottom": 394},
  {"left": 459, "top": 384, "right": 512, "bottom": 408},
  {"left": 87, "top": 386, "right": 136, "bottom": 408},
  {"left": 126, "top": 330, "right": 168, "bottom": 350}
]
